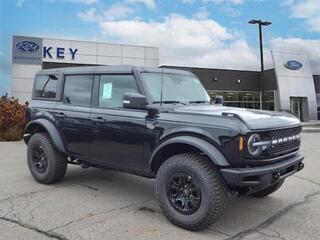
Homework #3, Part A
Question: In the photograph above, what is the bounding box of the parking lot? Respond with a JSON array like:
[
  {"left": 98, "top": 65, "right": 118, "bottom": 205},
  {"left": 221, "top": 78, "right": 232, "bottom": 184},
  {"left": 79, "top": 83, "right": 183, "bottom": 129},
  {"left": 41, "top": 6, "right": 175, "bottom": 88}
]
[{"left": 0, "top": 132, "right": 320, "bottom": 240}]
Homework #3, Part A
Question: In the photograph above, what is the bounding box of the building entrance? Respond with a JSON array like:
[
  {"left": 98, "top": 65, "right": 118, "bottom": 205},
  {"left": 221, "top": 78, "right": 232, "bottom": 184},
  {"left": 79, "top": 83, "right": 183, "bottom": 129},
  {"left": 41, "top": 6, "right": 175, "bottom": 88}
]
[{"left": 290, "top": 97, "right": 308, "bottom": 121}]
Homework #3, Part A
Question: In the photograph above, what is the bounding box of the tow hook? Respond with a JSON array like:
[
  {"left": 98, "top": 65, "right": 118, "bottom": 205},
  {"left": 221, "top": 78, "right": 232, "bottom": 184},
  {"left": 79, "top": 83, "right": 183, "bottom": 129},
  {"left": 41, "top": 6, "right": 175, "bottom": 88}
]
[
  {"left": 298, "top": 162, "right": 304, "bottom": 171},
  {"left": 273, "top": 172, "right": 281, "bottom": 180}
]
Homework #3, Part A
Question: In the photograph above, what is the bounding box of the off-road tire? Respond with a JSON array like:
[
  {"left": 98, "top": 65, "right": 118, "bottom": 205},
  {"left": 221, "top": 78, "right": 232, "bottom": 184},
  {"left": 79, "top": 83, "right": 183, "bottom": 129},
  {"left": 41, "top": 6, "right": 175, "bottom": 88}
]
[
  {"left": 27, "top": 133, "right": 67, "bottom": 184},
  {"left": 249, "top": 179, "right": 285, "bottom": 198},
  {"left": 156, "top": 153, "right": 228, "bottom": 231}
]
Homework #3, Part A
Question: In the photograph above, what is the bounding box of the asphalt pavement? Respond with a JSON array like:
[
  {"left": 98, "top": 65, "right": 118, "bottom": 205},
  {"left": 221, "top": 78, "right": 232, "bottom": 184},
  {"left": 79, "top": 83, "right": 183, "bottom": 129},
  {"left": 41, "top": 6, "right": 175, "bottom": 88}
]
[{"left": 0, "top": 132, "right": 320, "bottom": 240}]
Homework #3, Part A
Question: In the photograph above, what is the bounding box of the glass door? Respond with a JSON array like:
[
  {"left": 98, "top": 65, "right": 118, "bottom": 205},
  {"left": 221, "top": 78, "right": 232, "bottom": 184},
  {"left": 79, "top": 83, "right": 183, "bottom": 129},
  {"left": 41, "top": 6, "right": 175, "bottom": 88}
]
[{"left": 290, "top": 97, "right": 303, "bottom": 121}]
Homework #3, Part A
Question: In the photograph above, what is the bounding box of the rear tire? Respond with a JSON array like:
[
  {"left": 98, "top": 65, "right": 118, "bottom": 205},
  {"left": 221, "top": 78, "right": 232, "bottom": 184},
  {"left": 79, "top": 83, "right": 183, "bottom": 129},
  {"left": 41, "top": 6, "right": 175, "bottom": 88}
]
[
  {"left": 27, "top": 133, "right": 67, "bottom": 184},
  {"left": 249, "top": 179, "right": 285, "bottom": 198},
  {"left": 156, "top": 153, "right": 228, "bottom": 231}
]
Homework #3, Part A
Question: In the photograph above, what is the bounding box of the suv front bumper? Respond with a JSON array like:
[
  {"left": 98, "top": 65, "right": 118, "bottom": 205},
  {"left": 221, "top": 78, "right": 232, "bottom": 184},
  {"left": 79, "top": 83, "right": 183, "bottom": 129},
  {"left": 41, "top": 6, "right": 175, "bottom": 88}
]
[{"left": 220, "top": 152, "right": 304, "bottom": 193}]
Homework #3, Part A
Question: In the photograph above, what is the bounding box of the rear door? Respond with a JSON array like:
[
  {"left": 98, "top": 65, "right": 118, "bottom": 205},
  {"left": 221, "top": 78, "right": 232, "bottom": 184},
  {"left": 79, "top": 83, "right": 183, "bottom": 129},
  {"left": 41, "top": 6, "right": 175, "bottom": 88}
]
[{"left": 54, "top": 74, "right": 94, "bottom": 157}]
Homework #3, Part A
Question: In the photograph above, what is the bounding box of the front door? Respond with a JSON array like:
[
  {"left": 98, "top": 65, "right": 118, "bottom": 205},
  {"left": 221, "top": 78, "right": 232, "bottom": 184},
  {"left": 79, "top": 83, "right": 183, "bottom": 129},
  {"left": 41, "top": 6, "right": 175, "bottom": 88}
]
[{"left": 89, "top": 74, "right": 154, "bottom": 171}]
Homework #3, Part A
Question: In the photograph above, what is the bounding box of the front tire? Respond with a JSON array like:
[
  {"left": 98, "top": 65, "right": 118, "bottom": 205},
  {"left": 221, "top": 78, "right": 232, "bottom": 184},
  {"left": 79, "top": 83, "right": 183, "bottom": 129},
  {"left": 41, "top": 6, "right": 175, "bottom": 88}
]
[
  {"left": 27, "top": 133, "right": 67, "bottom": 184},
  {"left": 156, "top": 153, "right": 228, "bottom": 231},
  {"left": 248, "top": 179, "right": 285, "bottom": 198}
]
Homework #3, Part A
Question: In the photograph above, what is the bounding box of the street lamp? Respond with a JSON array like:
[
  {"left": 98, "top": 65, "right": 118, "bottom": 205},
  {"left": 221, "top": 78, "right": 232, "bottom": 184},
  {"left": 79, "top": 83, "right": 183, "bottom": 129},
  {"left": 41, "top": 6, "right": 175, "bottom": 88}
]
[{"left": 248, "top": 19, "right": 272, "bottom": 110}]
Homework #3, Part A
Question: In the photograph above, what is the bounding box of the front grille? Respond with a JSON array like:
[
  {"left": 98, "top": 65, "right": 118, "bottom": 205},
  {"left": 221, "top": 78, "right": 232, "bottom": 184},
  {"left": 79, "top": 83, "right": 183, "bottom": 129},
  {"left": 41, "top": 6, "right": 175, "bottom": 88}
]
[
  {"left": 264, "top": 126, "right": 302, "bottom": 157},
  {"left": 269, "top": 126, "right": 302, "bottom": 139}
]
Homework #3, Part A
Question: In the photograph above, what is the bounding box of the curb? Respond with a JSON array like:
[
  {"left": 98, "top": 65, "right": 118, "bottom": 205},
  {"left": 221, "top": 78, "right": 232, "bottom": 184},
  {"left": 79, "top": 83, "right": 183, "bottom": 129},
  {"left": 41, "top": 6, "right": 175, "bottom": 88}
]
[{"left": 302, "top": 127, "right": 320, "bottom": 133}]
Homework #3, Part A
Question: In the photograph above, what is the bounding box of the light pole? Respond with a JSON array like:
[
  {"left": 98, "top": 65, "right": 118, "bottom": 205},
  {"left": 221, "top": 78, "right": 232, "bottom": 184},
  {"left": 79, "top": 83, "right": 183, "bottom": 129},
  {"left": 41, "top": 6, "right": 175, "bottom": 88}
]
[{"left": 248, "top": 19, "right": 272, "bottom": 110}]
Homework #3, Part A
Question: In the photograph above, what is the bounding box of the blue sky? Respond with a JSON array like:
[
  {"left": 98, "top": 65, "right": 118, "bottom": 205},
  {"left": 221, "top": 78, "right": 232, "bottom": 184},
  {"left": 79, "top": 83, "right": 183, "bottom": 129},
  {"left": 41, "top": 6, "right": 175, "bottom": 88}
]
[{"left": 1, "top": 0, "right": 320, "bottom": 95}]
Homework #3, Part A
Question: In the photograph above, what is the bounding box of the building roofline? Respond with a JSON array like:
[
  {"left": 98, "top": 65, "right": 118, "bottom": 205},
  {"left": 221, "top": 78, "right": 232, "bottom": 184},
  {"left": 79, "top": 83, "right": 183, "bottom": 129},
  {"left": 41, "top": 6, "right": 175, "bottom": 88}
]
[
  {"left": 160, "top": 65, "right": 275, "bottom": 73},
  {"left": 12, "top": 35, "right": 159, "bottom": 49}
]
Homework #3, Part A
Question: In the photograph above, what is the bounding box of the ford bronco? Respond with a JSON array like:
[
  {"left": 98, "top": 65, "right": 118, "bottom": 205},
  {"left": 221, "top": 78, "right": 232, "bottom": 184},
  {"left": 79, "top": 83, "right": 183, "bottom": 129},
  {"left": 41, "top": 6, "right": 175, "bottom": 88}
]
[{"left": 24, "top": 66, "right": 304, "bottom": 230}]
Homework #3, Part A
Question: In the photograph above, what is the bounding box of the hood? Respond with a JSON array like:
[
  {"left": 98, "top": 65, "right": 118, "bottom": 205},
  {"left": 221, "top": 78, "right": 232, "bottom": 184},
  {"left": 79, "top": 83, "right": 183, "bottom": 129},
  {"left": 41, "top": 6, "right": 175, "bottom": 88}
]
[{"left": 174, "top": 105, "right": 300, "bottom": 130}]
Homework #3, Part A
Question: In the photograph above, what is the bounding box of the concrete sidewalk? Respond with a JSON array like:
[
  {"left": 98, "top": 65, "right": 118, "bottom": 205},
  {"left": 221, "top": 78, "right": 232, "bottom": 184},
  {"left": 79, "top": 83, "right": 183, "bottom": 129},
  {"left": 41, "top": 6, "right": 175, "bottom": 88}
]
[
  {"left": 302, "top": 120, "right": 320, "bottom": 133},
  {"left": 0, "top": 133, "right": 320, "bottom": 240}
]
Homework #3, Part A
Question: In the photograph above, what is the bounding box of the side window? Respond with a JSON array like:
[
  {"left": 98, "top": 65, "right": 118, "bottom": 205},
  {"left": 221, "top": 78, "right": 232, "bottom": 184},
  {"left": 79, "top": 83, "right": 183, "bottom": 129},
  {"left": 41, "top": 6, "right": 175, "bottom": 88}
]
[
  {"left": 99, "top": 75, "right": 138, "bottom": 108},
  {"left": 33, "top": 75, "right": 58, "bottom": 99},
  {"left": 63, "top": 75, "right": 93, "bottom": 106}
]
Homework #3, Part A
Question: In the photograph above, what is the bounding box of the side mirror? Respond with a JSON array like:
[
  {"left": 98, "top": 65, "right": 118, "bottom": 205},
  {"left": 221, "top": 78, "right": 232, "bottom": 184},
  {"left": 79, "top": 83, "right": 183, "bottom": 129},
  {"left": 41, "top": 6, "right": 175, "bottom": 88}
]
[
  {"left": 123, "top": 93, "right": 148, "bottom": 109},
  {"left": 123, "top": 93, "right": 159, "bottom": 115},
  {"left": 215, "top": 95, "right": 224, "bottom": 105}
]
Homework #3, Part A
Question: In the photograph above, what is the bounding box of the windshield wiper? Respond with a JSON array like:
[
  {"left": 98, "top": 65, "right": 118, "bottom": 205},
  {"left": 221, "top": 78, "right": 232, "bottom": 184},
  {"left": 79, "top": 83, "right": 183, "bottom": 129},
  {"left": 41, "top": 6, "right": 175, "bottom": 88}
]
[
  {"left": 189, "top": 100, "right": 210, "bottom": 104},
  {"left": 153, "top": 100, "right": 186, "bottom": 105}
]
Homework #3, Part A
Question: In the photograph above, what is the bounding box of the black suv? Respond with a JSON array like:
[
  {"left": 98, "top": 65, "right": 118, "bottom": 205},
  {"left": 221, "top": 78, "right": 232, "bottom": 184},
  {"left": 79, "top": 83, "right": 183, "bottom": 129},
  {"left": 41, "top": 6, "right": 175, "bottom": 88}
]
[{"left": 24, "top": 66, "right": 304, "bottom": 231}]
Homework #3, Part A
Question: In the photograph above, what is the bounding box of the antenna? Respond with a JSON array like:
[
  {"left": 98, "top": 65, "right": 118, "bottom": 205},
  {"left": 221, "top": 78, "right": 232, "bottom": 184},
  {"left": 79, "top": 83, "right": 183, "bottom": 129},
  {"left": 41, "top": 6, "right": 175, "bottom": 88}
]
[{"left": 160, "top": 68, "right": 164, "bottom": 106}]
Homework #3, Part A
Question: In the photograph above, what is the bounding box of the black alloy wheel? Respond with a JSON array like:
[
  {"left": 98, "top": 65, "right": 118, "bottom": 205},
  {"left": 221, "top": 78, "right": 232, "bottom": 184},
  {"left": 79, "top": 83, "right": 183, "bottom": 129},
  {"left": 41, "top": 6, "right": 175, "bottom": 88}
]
[
  {"left": 156, "top": 153, "right": 229, "bottom": 231},
  {"left": 27, "top": 133, "right": 67, "bottom": 184},
  {"left": 167, "top": 172, "right": 201, "bottom": 215},
  {"left": 32, "top": 144, "right": 48, "bottom": 173}
]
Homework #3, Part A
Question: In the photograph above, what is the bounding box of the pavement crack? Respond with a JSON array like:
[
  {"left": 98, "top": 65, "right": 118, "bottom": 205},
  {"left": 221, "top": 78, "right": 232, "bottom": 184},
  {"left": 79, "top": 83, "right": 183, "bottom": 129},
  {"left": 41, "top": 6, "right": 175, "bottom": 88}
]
[
  {"left": 48, "top": 199, "right": 153, "bottom": 232},
  {"left": 0, "top": 216, "right": 68, "bottom": 240},
  {"left": 0, "top": 189, "right": 53, "bottom": 203},
  {"left": 223, "top": 190, "right": 320, "bottom": 240},
  {"left": 76, "top": 183, "right": 99, "bottom": 191},
  {"left": 208, "top": 227, "right": 232, "bottom": 237},
  {"left": 256, "top": 230, "right": 285, "bottom": 240},
  {"left": 293, "top": 175, "right": 320, "bottom": 187}
]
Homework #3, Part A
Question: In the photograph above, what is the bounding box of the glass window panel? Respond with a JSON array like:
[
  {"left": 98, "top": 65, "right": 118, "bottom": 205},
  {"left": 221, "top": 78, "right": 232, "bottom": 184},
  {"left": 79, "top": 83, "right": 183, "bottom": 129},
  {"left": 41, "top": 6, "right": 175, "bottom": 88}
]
[
  {"left": 99, "top": 75, "right": 138, "bottom": 108},
  {"left": 63, "top": 75, "right": 93, "bottom": 106},
  {"left": 34, "top": 75, "right": 58, "bottom": 99}
]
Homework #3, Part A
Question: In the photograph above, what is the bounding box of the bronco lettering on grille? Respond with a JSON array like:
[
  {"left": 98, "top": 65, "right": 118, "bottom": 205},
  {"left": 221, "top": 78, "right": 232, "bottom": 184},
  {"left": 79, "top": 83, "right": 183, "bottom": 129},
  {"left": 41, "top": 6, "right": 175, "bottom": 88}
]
[{"left": 271, "top": 134, "right": 300, "bottom": 145}]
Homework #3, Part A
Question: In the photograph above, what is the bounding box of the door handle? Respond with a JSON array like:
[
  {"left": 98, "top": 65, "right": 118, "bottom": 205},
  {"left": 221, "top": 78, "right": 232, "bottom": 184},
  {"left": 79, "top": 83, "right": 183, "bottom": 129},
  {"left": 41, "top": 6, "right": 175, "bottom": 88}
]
[{"left": 92, "top": 116, "right": 106, "bottom": 123}]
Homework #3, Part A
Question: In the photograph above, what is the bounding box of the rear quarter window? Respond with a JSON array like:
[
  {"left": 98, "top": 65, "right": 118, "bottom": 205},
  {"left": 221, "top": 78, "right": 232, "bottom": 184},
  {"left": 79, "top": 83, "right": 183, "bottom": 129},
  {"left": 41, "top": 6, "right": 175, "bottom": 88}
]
[{"left": 33, "top": 75, "right": 58, "bottom": 99}]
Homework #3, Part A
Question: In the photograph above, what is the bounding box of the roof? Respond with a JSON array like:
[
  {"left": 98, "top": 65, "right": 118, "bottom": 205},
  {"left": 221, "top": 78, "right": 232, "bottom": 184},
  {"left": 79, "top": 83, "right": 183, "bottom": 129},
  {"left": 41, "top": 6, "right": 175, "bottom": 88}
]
[{"left": 37, "top": 65, "right": 194, "bottom": 76}]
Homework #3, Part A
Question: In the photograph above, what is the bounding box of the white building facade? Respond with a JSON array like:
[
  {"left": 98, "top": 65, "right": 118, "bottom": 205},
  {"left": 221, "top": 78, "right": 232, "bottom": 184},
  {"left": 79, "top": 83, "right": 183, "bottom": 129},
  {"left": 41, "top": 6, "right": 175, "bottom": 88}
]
[{"left": 11, "top": 35, "right": 159, "bottom": 102}]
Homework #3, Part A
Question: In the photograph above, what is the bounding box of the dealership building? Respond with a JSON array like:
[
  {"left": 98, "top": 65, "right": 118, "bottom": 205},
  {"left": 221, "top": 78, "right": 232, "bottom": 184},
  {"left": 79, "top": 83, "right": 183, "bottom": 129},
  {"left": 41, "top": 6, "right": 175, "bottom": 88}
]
[{"left": 11, "top": 35, "right": 320, "bottom": 121}]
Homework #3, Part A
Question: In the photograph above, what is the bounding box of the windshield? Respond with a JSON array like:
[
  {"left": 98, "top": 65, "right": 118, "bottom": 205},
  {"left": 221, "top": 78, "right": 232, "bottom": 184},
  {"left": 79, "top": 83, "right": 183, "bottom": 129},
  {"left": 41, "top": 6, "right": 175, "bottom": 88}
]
[{"left": 141, "top": 72, "right": 210, "bottom": 103}]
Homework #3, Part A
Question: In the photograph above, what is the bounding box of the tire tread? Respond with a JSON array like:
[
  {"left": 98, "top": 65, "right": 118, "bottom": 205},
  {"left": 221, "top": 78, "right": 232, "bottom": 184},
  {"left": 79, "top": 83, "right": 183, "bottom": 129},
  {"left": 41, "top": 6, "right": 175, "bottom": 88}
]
[
  {"left": 156, "top": 153, "right": 229, "bottom": 231},
  {"left": 27, "top": 133, "right": 67, "bottom": 184}
]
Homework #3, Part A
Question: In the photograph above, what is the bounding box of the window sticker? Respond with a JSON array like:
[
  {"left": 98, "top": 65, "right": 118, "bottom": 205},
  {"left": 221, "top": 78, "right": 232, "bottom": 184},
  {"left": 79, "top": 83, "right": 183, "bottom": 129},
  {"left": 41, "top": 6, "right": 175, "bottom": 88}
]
[{"left": 102, "top": 83, "right": 112, "bottom": 99}]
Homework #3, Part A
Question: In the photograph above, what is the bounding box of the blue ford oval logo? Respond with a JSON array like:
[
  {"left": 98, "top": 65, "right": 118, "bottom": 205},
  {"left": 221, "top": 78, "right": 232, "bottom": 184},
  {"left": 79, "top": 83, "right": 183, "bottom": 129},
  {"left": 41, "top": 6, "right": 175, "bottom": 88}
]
[
  {"left": 284, "top": 60, "right": 303, "bottom": 70},
  {"left": 16, "top": 41, "right": 40, "bottom": 54}
]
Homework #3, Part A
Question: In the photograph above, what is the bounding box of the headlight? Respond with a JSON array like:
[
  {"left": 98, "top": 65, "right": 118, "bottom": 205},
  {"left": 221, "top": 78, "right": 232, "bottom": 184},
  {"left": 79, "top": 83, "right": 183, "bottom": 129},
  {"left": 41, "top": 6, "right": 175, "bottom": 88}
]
[{"left": 247, "top": 134, "right": 262, "bottom": 156}]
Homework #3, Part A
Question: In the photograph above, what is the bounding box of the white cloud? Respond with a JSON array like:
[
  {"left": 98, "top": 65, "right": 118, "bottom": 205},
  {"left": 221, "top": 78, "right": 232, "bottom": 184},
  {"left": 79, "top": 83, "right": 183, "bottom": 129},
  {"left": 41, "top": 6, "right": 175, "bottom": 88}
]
[
  {"left": 77, "top": 3, "right": 134, "bottom": 22},
  {"left": 127, "top": 0, "right": 156, "bottom": 9},
  {"left": 181, "top": 0, "right": 194, "bottom": 4},
  {"left": 104, "top": 3, "right": 134, "bottom": 20},
  {"left": 77, "top": 5, "right": 319, "bottom": 74},
  {"left": 205, "top": 0, "right": 243, "bottom": 17},
  {"left": 99, "top": 15, "right": 262, "bottom": 70},
  {"left": 229, "top": 0, "right": 244, "bottom": 4},
  {"left": 287, "top": 0, "right": 320, "bottom": 32},
  {"left": 77, "top": 8, "right": 99, "bottom": 22},
  {"left": 205, "top": 0, "right": 245, "bottom": 5},
  {"left": 221, "top": 5, "right": 242, "bottom": 17},
  {"left": 16, "top": 0, "right": 26, "bottom": 7},
  {"left": 192, "top": 7, "right": 209, "bottom": 19},
  {"left": 271, "top": 37, "right": 320, "bottom": 74},
  {"left": 69, "top": 0, "right": 98, "bottom": 4}
]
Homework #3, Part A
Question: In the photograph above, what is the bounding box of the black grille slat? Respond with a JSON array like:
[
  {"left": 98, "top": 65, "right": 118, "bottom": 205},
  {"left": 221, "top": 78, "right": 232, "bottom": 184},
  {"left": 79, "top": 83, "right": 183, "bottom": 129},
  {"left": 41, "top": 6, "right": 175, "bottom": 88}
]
[
  {"left": 263, "top": 126, "right": 302, "bottom": 157},
  {"left": 267, "top": 140, "right": 300, "bottom": 156},
  {"left": 269, "top": 126, "right": 302, "bottom": 139}
]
